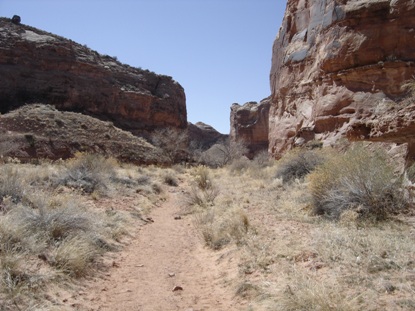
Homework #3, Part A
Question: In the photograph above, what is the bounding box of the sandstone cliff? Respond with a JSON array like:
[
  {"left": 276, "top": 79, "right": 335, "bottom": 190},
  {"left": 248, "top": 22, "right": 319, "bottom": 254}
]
[
  {"left": 230, "top": 97, "right": 270, "bottom": 158},
  {"left": 0, "top": 17, "right": 187, "bottom": 137},
  {"left": 269, "top": 0, "right": 415, "bottom": 158}
]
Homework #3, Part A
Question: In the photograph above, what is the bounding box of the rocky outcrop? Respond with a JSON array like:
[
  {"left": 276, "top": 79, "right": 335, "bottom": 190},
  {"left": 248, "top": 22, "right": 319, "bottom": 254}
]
[
  {"left": 230, "top": 97, "right": 270, "bottom": 158},
  {"left": 187, "top": 122, "right": 227, "bottom": 150},
  {"left": 269, "top": 0, "right": 415, "bottom": 157},
  {"left": 0, "top": 104, "right": 158, "bottom": 163},
  {"left": 347, "top": 101, "right": 415, "bottom": 162},
  {"left": 0, "top": 17, "right": 187, "bottom": 137}
]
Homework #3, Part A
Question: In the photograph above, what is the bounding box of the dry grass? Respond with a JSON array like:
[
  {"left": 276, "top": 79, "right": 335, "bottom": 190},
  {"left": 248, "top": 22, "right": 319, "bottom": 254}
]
[
  {"left": 1, "top": 144, "right": 414, "bottom": 310},
  {"left": 0, "top": 165, "right": 26, "bottom": 204},
  {"left": 194, "top": 204, "right": 249, "bottom": 250},
  {"left": 186, "top": 166, "right": 219, "bottom": 209},
  {"left": 185, "top": 145, "right": 415, "bottom": 311},
  {"left": 0, "top": 156, "right": 148, "bottom": 310},
  {"left": 309, "top": 144, "right": 408, "bottom": 220},
  {"left": 55, "top": 152, "right": 117, "bottom": 195},
  {"left": 186, "top": 165, "right": 249, "bottom": 249}
]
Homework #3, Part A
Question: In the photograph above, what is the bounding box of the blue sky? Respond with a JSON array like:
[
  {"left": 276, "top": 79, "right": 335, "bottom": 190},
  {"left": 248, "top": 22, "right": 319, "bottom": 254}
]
[{"left": 1, "top": 0, "right": 286, "bottom": 134}]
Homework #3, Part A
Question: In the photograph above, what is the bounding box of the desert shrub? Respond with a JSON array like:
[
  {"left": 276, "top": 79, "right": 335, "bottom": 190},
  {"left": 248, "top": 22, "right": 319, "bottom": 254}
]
[
  {"left": 192, "top": 166, "right": 211, "bottom": 190},
  {"left": 188, "top": 185, "right": 219, "bottom": 208},
  {"left": 0, "top": 249, "right": 27, "bottom": 297},
  {"left": 228, "top": 157, "right": 251, "bottom": 173},
  {"left": 276, "top": 149, "right": 325, "bottom": 183},
  {"left": 2, "top": 195, "right": 97, "bottom": 245},
  {"left": 195, "top": 206, "right": 249, "bottom": 250},
  {"left": 200, "top": 140, "right": 248, "bottom": 167},
  {"left": 0, "top": 165, "right": 26, "bottom": 204},
  {"left": 187, "top": 166, "right": 218, "bottom": 207},
  {"left": 274, "top": 269, "right": 358, "bottom": 311},
  {"left": 57, "top": 153, "right": 116, "bottom": 194},
  {"left": 162, "top": 170, "right": 178, "bottom": 187},
  {"left": 406, "top": 162, "right": 415, "bottom": 183},
  {"left": 309, "top": 145, "right": 407, "bottom": 221},
  {"left": 401, "top": 77, "right": 415, "bottom": 97},
  {"left": 53, "top": 235, "right": 99, "bottom": 277},
  {"left": 252, "top": 150, "right": 273, "bottom": 168}
]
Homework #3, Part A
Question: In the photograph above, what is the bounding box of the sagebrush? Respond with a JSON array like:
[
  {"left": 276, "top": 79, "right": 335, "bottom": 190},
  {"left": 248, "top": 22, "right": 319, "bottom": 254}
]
[{"left": 309, "top": 145, "right": 407, "bottom": 220}]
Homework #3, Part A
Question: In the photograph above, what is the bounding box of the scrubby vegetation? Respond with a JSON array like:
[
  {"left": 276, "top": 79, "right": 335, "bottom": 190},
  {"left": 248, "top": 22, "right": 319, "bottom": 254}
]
[
  {"left": 0, "top": 154, "right": 167, "bottom": 310},
  {"left": 275, "top": 148, "right": 325, "bottom": 183},
  {"left": 184, "top": 142, "right": 414, "bottom": 310},
  {"left": 309, "top": 145, "right": 407, "bottom": 220},
  {"left": 0, "top": 141, "right": 414, "bottom": 310}
]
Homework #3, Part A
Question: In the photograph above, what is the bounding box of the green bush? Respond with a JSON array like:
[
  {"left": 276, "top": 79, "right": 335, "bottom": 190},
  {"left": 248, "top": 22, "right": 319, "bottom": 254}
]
[
  {"left": 276, "top": 149, "right": 324, "bottom": 183},
  {"left": 309, "top": 145, "right": 407, "bottom": 221}
]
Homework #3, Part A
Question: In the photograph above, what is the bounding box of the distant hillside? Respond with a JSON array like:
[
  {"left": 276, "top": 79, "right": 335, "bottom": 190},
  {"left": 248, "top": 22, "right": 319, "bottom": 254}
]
[{"left": 0, "top": 104, "right": 158, "bottom": 163}]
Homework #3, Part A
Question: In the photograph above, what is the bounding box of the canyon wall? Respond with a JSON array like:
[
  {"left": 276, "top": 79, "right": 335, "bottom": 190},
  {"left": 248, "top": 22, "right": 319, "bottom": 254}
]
[
  {"left": 269, "top": 0, "right": 415, "bottom": 158},
  {"left": 230, "top": 97, "right": 270, "bottom": 158},
  {"left": 0, "top": 18, "right": 187, "bottom": 137}
]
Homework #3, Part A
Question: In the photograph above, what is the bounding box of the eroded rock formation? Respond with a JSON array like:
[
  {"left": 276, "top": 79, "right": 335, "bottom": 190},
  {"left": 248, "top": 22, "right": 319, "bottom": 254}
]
[
  {"left": 269, "top": 0, "right": 415, "bottom": 158},
  {"left": 0, "top": 18, "right": 187, "bottom": 137},
  {"left": 230, "top": 97, "right": 270, "bottom": 158}
]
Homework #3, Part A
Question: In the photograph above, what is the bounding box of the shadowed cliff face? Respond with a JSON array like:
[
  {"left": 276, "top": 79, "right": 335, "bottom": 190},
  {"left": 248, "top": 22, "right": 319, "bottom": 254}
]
[
  {"left": 269, "top": 0, "right": 415, "bottom": 157},
  {"left": 0, "top": 18, "right": 187, "bottom": 136}
]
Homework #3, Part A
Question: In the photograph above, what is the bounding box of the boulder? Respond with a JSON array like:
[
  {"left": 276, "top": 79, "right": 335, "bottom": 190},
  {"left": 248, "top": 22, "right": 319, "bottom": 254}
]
[{"left": 11, "top": 15, "right": 21, "bottom": 25}]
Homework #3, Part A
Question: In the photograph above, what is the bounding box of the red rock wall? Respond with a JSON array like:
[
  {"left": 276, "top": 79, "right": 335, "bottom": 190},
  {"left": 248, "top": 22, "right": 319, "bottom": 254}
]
[
  {"left": 0, "top": 18, "right": 187, "bottom": 136},
  {"left": 269, "top": 0, "right": 415, "bottom": 157},
  {"left": 230, "top": 97, "right": 270, "bottom": 158}
]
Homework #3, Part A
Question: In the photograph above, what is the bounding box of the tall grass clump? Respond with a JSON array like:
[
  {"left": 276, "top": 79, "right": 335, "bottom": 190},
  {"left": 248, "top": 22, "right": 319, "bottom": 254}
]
[
  {"left": 57, "top": 152, "right": 117, "bottom": 194},
  {"left": 275, "top": 149, "right": 324, "bottom": 183},
  {"left": 274, "top": 269, "right": 358, "bottom": 311},
  {"left": 309, "top": 145, "right": 407, "bottom": 221},
  {"left": 0, "top": 165, "right": 26, "bottom": 203},
  {"left": 187, "top": 166, "right": 218, "bottom": 208}
]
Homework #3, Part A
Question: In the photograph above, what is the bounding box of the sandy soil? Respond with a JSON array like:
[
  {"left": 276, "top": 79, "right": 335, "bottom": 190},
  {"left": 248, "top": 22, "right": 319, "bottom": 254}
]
[{"left": 65, "top": 187, "right": 244, "bottom": 311}]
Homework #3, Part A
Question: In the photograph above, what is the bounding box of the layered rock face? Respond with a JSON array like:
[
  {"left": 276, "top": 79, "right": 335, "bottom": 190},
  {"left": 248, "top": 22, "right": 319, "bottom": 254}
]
[
  {"left": 269, "top": 0, "right": 415, "bottom": 157},
  {"left": 0, "top": 18, "right": 187, "bottom": 136},
  {"left": 230, "top": 98, "right": 270, "bottom": 158}
]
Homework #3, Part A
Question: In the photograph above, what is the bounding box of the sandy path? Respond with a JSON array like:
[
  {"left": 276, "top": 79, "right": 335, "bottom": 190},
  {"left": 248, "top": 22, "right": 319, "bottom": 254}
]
[{"left": 76, "top": 187, "right": 243, "bottom": 311}]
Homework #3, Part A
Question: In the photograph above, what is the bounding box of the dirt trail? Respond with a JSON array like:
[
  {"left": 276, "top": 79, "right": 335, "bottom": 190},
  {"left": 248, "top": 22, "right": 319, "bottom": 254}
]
[{"left": 76, "top": 187, "right": 243, "bottom": 311}]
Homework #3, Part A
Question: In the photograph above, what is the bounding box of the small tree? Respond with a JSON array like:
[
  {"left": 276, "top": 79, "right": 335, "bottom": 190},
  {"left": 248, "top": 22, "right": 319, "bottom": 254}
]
[
  {"left": 150, "top": 127, "right": 188, "bottom": 164},
  {"left": 200, "top": 139, "right": 248, "bottom": 167}
]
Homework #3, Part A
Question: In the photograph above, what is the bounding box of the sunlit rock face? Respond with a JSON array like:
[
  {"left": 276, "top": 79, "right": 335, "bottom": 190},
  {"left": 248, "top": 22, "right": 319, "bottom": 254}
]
[
  {"left": 230, "top": 97, "right": 270, "bottom": 159},
  {"left": 0, "top": 17, "right": 187, "bottom": 136},
  {"left": 269, "top": 0, "right": 415, "bottom": 159}
]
